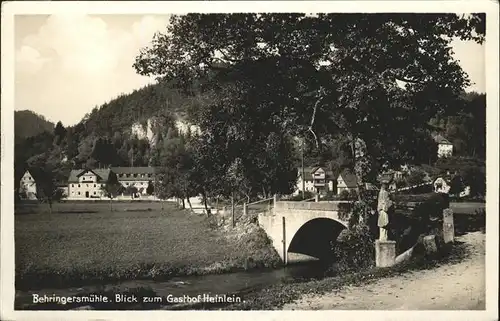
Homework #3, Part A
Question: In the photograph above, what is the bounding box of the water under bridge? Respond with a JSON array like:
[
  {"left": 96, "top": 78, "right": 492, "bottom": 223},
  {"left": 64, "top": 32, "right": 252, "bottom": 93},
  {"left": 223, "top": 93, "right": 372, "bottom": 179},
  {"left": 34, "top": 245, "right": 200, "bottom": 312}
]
[{"left": 258, "top": 200, "right": 354, "bottom": 265}]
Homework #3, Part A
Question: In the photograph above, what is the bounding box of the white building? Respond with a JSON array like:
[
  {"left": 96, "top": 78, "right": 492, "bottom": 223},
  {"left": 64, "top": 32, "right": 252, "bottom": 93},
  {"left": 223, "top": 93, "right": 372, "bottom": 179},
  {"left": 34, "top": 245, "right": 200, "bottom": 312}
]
[
  {"left": 295, "top": 166, "right": 335, "bottom": 195},
  {"left": 111, "top": 167, "right": 156, "bottom": 196},
  {"left": 433, "top": 177, "right": 451, "bottom": 194},
  {"left": 336, "top": 170, "right": 358, "bottom": 195},
  {"left": 433, "top": 134, "right": 453, "bottom": 158},
  {"left": 19, "top": 170, "right": 38, "bottom": 200},
  {"left": 67, "top": 168, "right": 112, "bottom": 199}
]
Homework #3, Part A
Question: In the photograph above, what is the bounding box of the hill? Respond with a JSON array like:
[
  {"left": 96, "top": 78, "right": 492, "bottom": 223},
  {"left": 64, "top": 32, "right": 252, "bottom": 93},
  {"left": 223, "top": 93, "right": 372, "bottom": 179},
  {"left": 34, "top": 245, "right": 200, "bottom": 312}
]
[{"left": 15, "top": 110, "right": 54, "bottom": 140}]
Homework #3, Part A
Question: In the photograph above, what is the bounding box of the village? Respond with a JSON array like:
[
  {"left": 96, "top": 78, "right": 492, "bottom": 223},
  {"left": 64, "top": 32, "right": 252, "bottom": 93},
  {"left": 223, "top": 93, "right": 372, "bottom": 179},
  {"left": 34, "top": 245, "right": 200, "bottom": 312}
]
[{"left": 17, "top": 133, "right": 468, "bottom": 205}]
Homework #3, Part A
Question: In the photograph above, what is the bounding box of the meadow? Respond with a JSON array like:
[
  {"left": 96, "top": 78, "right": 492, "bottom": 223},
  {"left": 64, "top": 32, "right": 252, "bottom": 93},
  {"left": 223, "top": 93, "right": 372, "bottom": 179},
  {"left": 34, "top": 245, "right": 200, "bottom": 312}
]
[{"left": 15, "top": 201, "right": 280, "bottom": 290}]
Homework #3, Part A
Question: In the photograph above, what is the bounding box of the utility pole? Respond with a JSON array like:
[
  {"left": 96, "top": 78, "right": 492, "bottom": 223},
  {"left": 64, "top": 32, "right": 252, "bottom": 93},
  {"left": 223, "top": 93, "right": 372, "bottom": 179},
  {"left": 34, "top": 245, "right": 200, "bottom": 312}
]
[{"left": 301, "top": 137, "right": 305, "bottom": 200}]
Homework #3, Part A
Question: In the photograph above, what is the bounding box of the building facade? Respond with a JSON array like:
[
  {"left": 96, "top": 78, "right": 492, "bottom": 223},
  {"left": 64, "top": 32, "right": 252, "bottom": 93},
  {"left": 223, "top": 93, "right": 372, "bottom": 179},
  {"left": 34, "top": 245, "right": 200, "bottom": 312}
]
[
  {"left": 336, "top": 170, "right": 358, "bottom": 195},
  {"left": 295, "top": 167, "right": 335, "bottom": 195},
  {"left": 19, "top": 170, "right": 38, "bottom": 200},
  {"left": 67, "top": 169, "right": 112, "bottom": 199},
  {"left": 111, "top": 167, "right": 156, "bottom": 195},
  {"left": 433, "top": 134, "right": 453, "bottom": 158}
]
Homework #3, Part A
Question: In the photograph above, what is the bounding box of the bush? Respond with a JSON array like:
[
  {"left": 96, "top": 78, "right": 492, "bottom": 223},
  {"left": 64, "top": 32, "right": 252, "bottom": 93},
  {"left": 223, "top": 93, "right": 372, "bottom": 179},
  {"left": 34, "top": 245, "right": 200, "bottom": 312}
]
[
  {"left": 339, "top": 190, "right": 350, "bottom": 200},
  {"left": 288, "top": 191, "right": 314, "bottom": 201},
  {"left": 329, "top": 225, "right": 375, "bottom": 273}
]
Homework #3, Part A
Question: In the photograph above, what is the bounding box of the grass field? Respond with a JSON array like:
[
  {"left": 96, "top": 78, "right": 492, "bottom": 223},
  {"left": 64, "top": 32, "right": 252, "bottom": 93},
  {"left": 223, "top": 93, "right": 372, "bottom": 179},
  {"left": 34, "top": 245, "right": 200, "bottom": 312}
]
[{"left": 15, "top": 201, "right": 280, "bottom": 290}]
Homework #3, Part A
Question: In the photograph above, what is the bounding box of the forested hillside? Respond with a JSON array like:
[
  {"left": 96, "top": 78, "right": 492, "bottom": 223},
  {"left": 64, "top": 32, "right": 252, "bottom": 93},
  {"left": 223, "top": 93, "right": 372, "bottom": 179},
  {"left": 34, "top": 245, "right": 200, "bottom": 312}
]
[
  {"left": 14, "top": 13, "right": 487, "bottom": 204},
  {"left": 14, "top": 110, "right": 54, "bottom": 140}
]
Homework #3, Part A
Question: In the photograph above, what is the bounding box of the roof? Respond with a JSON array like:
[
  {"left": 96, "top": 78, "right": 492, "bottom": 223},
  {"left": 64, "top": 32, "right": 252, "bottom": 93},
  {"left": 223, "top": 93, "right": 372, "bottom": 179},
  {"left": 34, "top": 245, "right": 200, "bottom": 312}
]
[
  {"left": 298, "top": 166, "right": 335, "bottom": 180},
  {"left": 68, "top": 169, "right": 111, "bottom": 183},
  {"left": 433, "top": 134, "right": 452, "bottom": 145},
  {"left": 111, "top": 167, "right": 157, "bottom": 182},
  {"left": 110, "top": 167, "right": 157, "bottom": 174},
  {"left": 338, "top": 170, "right": 358, "bottom": 187}
]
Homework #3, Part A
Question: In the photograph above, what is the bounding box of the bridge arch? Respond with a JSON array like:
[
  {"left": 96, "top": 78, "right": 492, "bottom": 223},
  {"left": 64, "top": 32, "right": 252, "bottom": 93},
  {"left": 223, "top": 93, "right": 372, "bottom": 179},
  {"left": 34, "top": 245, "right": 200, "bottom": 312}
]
[{"left": 287, "top": 217, "right": 348, "bottom": 261}]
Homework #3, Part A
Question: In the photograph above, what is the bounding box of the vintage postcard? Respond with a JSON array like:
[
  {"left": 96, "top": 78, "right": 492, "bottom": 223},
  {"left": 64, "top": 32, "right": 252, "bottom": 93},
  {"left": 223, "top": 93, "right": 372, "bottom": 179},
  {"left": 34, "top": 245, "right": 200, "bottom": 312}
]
[{"left": 1, "top": 1, "right": 498, "bottom": 321}]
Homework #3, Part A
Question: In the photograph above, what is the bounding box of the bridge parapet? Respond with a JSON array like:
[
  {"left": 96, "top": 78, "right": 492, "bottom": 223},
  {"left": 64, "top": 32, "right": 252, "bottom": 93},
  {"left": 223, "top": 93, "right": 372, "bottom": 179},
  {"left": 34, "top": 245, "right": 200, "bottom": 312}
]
[{"left": 274, "top": 200, "right": 351, "bottom": 212}]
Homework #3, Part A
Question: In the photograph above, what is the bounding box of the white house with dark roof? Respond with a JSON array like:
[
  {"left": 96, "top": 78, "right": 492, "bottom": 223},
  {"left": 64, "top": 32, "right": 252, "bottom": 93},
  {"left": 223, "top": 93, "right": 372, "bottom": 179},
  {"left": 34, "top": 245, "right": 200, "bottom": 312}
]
[
  {"left": 19, "top": 169, "right": 39, "bottom": 200},
  {"left": 295, "top": 166, "right": 336, "bottom": 195},
  {"left": 433, "top": 134, "right": 453, "bottom": 158},
  {"left": 67, "top": 168, "right": 113, "bottom": 199},
  {"left": 110, "top": 167, "right": 157, "bottom": 195},
  {"left": 336, "top": 170, "right": 358, "bottom": 195}
]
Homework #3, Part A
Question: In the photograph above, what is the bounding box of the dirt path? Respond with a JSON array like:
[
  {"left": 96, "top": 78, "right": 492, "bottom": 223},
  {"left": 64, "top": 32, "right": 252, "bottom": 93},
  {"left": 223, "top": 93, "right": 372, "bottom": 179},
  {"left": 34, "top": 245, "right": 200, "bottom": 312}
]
[{"left": 283, "top": 231, "right": 485, "bottom": 310}]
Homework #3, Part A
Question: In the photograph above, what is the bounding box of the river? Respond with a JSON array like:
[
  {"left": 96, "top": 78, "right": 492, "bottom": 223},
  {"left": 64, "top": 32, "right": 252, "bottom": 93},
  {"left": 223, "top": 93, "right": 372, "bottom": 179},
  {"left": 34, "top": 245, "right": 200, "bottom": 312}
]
[{"left": 15, "top": 254, "right": 331, "bottom": 310}]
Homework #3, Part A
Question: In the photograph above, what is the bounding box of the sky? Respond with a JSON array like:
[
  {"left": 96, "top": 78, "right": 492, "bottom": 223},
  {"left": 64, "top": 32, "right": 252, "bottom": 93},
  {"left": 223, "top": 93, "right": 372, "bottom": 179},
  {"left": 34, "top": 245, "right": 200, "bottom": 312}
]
[{"left": 14, "top": 14, "right": 486, "bottom": 127}]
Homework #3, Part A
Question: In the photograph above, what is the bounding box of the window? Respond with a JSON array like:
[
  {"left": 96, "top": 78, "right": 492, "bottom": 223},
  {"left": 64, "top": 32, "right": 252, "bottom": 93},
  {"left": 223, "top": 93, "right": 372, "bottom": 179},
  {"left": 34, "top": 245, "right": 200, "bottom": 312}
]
[
  {"left": 78, "top": 184, "right": 81, "bottom": 188},
  {"left": 78, "top": 192, "right": 81, "bottom": 195},
  {"left": 133, "top": 174, "right": 137, "bottom": 178},
  {"left": 94, "top": 184, "right": 96, "bottom": 187},
  {"left": 126, "top": 182, "right": 129, "bottom": 186},
  {"left": 86, "top": 184, "right": 89, "bottom": 187},
  {"left": 72, "top": 184, "right": 74, "bottom": 188},
  {"left": 94, "top": 191, "right": 96, "bottom": 195}
]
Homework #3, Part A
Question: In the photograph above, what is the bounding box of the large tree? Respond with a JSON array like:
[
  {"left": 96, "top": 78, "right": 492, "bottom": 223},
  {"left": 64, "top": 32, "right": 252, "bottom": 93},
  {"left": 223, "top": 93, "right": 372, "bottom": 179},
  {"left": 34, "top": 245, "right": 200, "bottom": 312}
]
[{"left": 135, "top": 13, "right": 484, "bottom": 190}]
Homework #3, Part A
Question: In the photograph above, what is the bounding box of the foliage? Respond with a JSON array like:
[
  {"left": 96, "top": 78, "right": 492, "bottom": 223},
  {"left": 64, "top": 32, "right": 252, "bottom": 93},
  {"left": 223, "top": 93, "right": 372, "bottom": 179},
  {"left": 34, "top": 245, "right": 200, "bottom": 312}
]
[
  {"left": 406, "top": 167, "right": 428, "bottom": 186},
  {"left": 135, "top": 13, "right": 484, "bottom": 183},
  {"left": 146, "top": 181, "right": 154, "bottom": 195},
  {"left": 330, "top": 225, "right": 375, "bottom": 273},
  {"left": 288, "top": 191, "right": 315, "bottom": 201},
  {"left": 434, "top": 156, "right": 485, "bottom": 196}
]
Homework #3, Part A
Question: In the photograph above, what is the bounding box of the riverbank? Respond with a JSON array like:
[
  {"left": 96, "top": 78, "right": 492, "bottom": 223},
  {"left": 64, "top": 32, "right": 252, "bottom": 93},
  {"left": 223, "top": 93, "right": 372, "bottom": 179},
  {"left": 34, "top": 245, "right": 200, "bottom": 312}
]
[
  {"left": 223, "top": 231, "right": 484, "bottom": 310},
  {"left": 15, "top": 203, "right": 280, "bottom": 291}
]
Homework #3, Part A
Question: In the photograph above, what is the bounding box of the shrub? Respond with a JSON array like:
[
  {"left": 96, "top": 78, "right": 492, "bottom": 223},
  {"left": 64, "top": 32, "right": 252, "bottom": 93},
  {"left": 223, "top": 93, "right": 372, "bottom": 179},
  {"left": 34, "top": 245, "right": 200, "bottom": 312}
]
[
  {"left": 329, "top": 225, "right": 375, "bottom": 273},
  {"left": 339, "top": 190, "right": 350, "bottom": 200},
  {"left": 288, "top": 191, "right": 314, "bottom": 201}
]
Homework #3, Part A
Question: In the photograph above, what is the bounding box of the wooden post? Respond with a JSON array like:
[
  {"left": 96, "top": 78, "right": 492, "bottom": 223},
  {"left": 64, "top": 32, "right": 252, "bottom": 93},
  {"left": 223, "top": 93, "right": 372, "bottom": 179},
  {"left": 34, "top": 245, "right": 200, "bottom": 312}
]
[
  {"left": 282, "top": 216, "right": 287, "bottom": 265},
  {"left": 243, "top": 202, "right": 247, "bottom": 217},
  {"left": 231, "top": 192, "right": 235, "bottom": 228},
  {"left": 315, "top": 194, "right": 319, "bottom": 202}
]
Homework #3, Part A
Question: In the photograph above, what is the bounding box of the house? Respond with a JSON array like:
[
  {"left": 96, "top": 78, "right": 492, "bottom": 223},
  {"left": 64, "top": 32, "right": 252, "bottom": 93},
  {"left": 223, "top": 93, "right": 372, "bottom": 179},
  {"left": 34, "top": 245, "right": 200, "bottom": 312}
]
[
  {"left": 19, "top": 169, "right": 39, "bottom": 200},
  {"left": 295, "top": 166, "right": 336, "bottom": 195},
  {"left": 336, "top": 170, "right": 358, "bottom": 195},
  {"left": 433, "top": 177, "right": 451, "bottom": 194},
  {"left": 111, "top": 167, "right": 157, "bottom": 195},
  {"left": 433, "top": 134, "right": 453, "bottom": 158},
  {"left": 67, "top": 168, "right": 113, "bottom": 199}
]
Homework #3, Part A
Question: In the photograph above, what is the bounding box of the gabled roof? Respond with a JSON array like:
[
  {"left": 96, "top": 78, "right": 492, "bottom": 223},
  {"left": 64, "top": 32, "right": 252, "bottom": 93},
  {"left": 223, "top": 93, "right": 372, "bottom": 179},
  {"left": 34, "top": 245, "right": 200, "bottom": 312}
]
[
  {"left": 298, "top": 166, "right": 335, "bottom": 180},
  {"left": 110, "top": 167, "right": 157, "bottom": 175},
  {"left": 68, "top": 168, "right": 111, "bottom": 183},
  {"left": 337, "top": 170, "right": 358, "bottom": 187}
]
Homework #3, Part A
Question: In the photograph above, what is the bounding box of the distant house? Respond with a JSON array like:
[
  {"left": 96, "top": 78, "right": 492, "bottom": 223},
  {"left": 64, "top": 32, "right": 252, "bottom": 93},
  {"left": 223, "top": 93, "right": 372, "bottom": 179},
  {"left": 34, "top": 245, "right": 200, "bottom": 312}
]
[
  {"left": 295, "top": 166, "right": 336, "bottom": 195},
  {"left": 337, "top": 170, "right": 358, "bottom": 195},
  {"left": 19, "top": 169, "right": 39, "bottom": 200},
  {"left": 68, "top": 168, "right": 113, "bottom": 199},
  {"left": 433, "top": 177, "right": 451, "bottom": 194},
  {"left": 111, "top": 167, "right": 157, "bottom": 195},
  {"left": 433, "top": 134, "right": 453, "bottom": 158}
]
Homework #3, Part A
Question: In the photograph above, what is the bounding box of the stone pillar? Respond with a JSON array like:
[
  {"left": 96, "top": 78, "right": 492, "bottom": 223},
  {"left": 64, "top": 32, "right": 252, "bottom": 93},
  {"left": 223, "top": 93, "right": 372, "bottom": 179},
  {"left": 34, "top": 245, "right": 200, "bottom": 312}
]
[
  {"left": 243, "top": 203, "right": 247, "bottom": 216},
  {"left": 443, "top": 208, "right": 455, "bottom": 244},
  {"left": 375, "top": 240, "right": 396, "bottom": 268},
  {"left": 314, "top": 194, "right": 319, "bottom": 202}
]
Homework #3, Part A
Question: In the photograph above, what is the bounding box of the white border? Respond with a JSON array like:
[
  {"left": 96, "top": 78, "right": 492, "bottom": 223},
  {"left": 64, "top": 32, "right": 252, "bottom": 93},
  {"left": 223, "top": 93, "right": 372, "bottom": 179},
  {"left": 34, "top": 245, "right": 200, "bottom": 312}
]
[{"left": 2, "top": 1, "right": 499, "bottom": 321}]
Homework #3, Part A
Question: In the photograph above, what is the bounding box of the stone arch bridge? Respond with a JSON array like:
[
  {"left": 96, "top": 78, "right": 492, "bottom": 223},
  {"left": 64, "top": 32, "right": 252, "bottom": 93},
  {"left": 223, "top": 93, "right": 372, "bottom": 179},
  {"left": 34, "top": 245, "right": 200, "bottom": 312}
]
[{"left": 258, "top": 200, "right": 354, "bottom": 264}]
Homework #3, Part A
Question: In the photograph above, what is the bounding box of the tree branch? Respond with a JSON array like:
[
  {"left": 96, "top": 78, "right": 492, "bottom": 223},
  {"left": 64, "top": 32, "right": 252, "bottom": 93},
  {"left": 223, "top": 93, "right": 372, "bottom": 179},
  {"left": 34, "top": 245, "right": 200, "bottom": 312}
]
[{"left": 307, "top": 87, "right": 326, "bottom": 148}]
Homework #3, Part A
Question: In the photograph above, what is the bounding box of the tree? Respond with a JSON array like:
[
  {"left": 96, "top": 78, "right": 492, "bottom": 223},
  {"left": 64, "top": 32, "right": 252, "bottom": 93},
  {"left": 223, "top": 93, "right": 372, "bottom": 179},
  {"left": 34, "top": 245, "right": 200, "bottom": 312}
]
[
  {"left": 101, "top": 180, "right": 123, "bottom": 212},
  {"left": 146, "top": 180, "right": 155, "bottom": 195},
  {"left": 134, "top": 13, "right": 485, "bottom": 190},
  {"left": 54, "top": 121, "right": 67, "bottom": 145}
]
